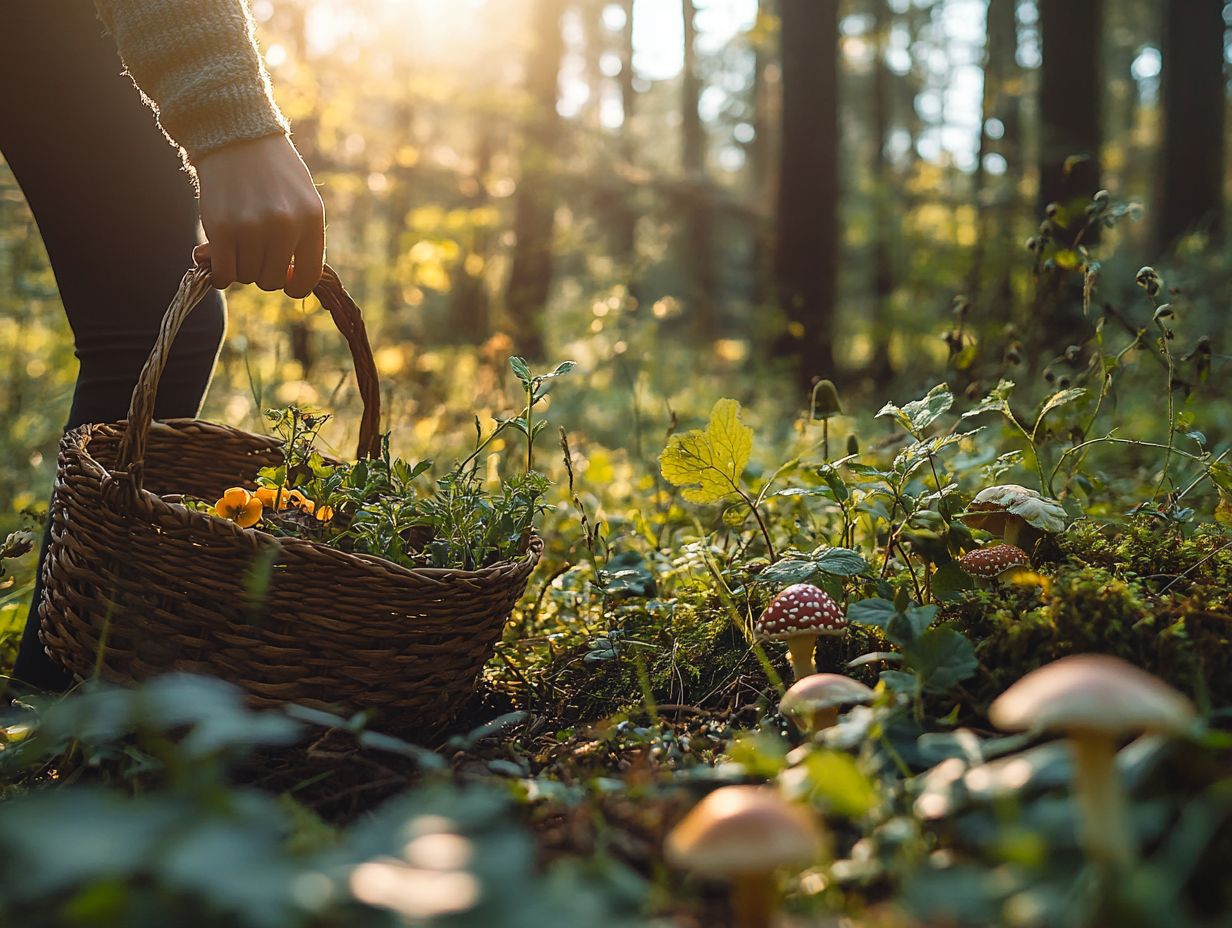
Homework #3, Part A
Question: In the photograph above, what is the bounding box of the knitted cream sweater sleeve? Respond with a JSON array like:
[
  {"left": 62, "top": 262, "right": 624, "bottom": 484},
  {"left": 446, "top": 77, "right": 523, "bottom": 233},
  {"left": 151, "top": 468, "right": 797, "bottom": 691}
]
[{"left": 94, "top": 0, "right": 290, "bottom": 161}]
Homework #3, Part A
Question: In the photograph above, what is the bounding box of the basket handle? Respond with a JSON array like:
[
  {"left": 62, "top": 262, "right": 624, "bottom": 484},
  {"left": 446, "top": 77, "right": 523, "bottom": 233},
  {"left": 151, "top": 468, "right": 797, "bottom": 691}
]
[{"left": 114, "top": 261, "right": 383, "bottom": 494}]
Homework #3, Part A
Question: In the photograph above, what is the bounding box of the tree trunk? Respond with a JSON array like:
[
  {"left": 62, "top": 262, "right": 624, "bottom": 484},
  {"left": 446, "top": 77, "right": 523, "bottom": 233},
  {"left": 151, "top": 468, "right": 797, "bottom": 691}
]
[
  {"left": 1035, "top": 0, "right": 1102, "bottom": 349},
  {"left": 615, "top": 0, "right": 640, "bottom": 290},
  {"left": 867, "top": 0, "right": 895, "bottom": 386},
  {"left": 989, "top": 0, "right": 1021, "bottom": 308},
  {"left": 681, "top": 0, "right": 717, "bottom": 340},
  {"left": 505, "top": 0, "right": 566, "bottom": 360},
  {"left": 970, "top": 0, "right": 1020, "bottom": 307},
  {"left": 580, "top": 0, "right": 605, "bottom": 129},
  {"left": 1037, "top": 0, "right": 1102, "bottom": 232},
  {"left": 1156, "top": 0, "right": 1226, "bottom": 254},
  {"left": 773, "top": 0, "right": 839, "bottom": 390},
  {"left": 748, "top": 0, "right": 778, "bottom": 310},
  {"left": 452, "top": 123, "right": 494, "bottom": 341}
]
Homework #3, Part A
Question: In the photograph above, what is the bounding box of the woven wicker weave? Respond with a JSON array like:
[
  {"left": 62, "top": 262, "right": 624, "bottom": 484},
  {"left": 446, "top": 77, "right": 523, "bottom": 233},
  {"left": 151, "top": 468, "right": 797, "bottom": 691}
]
[{"left": 38, "top": 263, "right": 541, "bottom": 734}]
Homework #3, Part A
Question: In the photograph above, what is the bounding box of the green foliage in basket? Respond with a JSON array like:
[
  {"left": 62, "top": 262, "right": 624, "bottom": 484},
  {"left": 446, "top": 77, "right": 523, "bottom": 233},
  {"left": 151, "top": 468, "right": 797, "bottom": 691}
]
[{"left": 214, "top": 357, "right": 574, "bottom": 571}]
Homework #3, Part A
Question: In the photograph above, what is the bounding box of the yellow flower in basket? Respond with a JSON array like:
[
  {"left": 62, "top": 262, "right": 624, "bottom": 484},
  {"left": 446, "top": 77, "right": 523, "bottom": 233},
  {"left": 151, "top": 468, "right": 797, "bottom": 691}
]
[
  {"left": 214, "top": 488, "right": 263, "bottom": 528},
  {"left": 315, "top": 505, "right": 335, "bottom": 522},
  {"left": 286, "top": 490, "right": 315, "bottom": 514},
  {"left": 255, "top": 486, "right": 285, "bottom": 510}
]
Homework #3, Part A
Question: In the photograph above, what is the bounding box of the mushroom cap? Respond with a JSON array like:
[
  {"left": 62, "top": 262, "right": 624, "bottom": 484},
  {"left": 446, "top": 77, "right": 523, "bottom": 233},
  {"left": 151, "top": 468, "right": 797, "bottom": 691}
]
[
  {"left": 989, "top": 654, "right": 1195, "bottom": 737},
  {"left": 780, "top": 674, "right": 875, "bottom": 717},
  {"left": 961, "top": 485, "right": 1067, "bottom": 534},
  {"left": 957, "top": 544, "right": 1031, "bottom": 578},
  {"left": 665, "top": 786, "right": 822, "bottom": 876},
  {"left": 755, "top": 584, "right": 847, "bottom": 640}
]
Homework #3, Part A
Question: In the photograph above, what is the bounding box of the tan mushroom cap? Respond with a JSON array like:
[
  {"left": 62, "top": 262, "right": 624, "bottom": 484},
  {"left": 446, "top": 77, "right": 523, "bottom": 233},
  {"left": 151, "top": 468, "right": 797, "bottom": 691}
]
[
  {"left": 990, "top": 654, "right": 1195, "bottom": 737},
  {"left": 957, "top": 544, "right": 1031, "bottom": 578},
  {"left": 665, "top": 786, "right": 822, "bottom": 876},
  {"left": 781, "top": 674, "right": 875, "bottom": 717},
  {"left": 755, "top": 584, "right": 847, "bottom": 640},
  {"left": 961, "top": 484, "right": 1067, "bottom": 534}
]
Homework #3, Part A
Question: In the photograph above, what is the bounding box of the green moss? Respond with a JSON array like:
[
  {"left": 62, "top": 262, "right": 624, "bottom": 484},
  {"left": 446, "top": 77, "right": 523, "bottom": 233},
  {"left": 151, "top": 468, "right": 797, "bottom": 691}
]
[{"left": 949, "top": 535, "right": 1232, "bottom": 713}]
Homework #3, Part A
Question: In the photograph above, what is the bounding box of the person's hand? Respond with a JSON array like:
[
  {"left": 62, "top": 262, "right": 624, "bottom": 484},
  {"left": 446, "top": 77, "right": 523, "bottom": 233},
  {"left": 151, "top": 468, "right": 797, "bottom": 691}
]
[{"left": 193, "top": 134, "right": 325, "bottom": 299}]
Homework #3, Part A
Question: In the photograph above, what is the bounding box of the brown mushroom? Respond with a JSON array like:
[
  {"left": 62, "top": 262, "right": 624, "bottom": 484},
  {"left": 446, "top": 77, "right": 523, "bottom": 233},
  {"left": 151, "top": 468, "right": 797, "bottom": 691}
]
[
  {"left": 666, "top": 785, "right": 822, "bottom": 928},
  {"left": 960, "top": 484, "right": 1067, "bottom": 547},
  {"left": 780, "top": 673, "right": 875, "bottom": 734},
  {"left": 754, "top": 584, "right": 847, "bottom": 680},
  {"left": 989, "top": 654, "right": 1194, "bottom": 868}
]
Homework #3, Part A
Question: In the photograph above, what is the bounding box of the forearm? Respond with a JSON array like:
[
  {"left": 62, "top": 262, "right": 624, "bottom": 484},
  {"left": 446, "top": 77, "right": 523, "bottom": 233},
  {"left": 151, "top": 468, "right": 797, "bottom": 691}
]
[{"left": 93, "top": 0, "right": 289, "bottom": 161}]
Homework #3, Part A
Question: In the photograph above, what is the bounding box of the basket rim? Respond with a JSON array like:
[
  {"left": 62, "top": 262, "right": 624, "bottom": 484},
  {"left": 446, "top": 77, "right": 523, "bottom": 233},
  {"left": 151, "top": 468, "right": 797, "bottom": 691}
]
[{"left": 62, "top": 419, "right": 545, "bottom": 583}]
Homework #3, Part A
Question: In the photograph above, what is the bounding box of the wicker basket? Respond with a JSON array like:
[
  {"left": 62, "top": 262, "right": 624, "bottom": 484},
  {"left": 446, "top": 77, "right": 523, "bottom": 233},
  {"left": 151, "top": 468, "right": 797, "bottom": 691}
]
[{"left": 37, "top": 263, "right": 541, "bottom": 734}]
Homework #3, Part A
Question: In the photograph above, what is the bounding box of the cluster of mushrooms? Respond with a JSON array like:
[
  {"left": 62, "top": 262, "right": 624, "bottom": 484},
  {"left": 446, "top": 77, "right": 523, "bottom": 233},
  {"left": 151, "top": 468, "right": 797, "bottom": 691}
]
[
  {"left": 662, "top": 488, "right": 1197, "bottom": 926},
  {"left": 955, "top": 484, "right": 1067, "bottom": 584}
]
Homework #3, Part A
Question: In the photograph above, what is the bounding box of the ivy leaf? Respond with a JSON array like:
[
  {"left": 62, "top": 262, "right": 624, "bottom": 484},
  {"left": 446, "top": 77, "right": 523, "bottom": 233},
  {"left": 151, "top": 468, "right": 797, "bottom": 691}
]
[
  {"left": 813, "top": 546, "right": 869, "bottom": 577},
  {"left": 847, "top": 598, "right": 898, "bottom": 629},
  {"left": 904, "top": 627, "right": 978, "bottom": 693},
  {"left": 878, "top": 384, "right": 953, "bottom": 436},
  {"left": 659, "top": 398, "right": 753, "bottom": 504},
  {"left": 760, "top": 557, "right": 821, "bottom": 586},
  {"left": 961, "top": 379, "right": 1015, "bottom": 420},
  {"left": 847, "top": 598, "right": 935, "bottom": 648}
]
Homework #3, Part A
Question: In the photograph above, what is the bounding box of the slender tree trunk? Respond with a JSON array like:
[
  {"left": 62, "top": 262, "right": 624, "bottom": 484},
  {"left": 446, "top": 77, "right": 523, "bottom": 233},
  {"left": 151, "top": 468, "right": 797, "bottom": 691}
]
[
  {"left": 681, "top": 0, "right": 717, "bottom": 340},
  {"left": 1156, "top": 0, "right": 1226, "bottom": 254},
  {"left": 615, "top": 0, "right": 640, "bottom": 290},
  {"left": 505, "top": 0, "right": 566, "bottom": 359},
  {"left": 990, "top": 0, "right": 1021, "bottom": 308},
  {"left": 384, "top": 101, "right": 417, "bottom": 333},
  {"left": 580, "top": 0, "right": 605, "bottom": 129},
  {"left": 773, "top": 0, "right": 839, "bottom": 389},
  {"left": 452, "top": 123, "right": 494, "bottom": 340},
  {"left": 867, "top": 0, "right": 894, "bottom": 386},
  {"left": 748, "top": 0, "right": 778, "bottom": 310},
  {"left": 1035, "top": 0, "right": 1102, "bottom": 349},
  {"left": 1037, "top": 0, "right": 1102, "bottom": 229},
  {"left": 970, "top": 0, "right": 1019, "bottom": 306}
]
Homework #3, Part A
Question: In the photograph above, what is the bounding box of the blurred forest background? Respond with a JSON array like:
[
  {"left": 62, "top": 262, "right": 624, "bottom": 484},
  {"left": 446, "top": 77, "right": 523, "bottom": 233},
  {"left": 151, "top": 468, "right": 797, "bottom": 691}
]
[{"left": 3, "top": 0, "right": 1231, "bottom": 560}]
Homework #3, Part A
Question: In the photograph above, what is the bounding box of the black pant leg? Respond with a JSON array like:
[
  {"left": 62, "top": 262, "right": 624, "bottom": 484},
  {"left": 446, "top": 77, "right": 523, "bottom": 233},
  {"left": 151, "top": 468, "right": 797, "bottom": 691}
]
[{"left": 1, "top": 1, "right": 226, "bottom": 691}]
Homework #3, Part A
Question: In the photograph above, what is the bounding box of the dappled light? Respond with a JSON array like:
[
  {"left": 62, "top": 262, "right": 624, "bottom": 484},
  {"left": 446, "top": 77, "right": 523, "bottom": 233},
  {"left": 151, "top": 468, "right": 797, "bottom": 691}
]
[{"left": 2, "top": 0, "right": 1231, "bottom": 926}]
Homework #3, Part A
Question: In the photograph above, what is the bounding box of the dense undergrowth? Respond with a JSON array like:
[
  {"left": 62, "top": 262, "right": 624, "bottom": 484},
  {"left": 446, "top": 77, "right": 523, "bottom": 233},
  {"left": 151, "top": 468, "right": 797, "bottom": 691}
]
[{"left": 2, "top": 194, "right": 1231, "bottom": 927}]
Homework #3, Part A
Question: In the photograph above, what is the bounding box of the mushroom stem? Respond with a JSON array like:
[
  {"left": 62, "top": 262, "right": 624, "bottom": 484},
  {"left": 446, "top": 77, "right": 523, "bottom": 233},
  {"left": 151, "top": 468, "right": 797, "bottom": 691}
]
[
  {"left": 785, "top": 635, "right": 817, "bottom": 680},
  {"left": 1003, "top": 519, "right": 1022, "bottom": 548},
  {"left": 730, "top": 872, "right": 777, "bottom": 928},
  {"left": 1070, "top": 735, "right": 1132, "bottom": 869},
  {"left": 809, "top": 705, "right": 840, "bottom": 733}
]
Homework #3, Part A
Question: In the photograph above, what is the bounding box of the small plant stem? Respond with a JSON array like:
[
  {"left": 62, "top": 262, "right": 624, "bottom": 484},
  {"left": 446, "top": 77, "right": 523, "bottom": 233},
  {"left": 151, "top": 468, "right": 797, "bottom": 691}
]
[
  {"left": 525, "top": 382, "right": 534, "bottom": 474},
  {"left": 1175, "top": 448, "right": 1231, "bottom": 503},
  {"left": 823, "top": 418, "right": 829, "bottom": 462},
  {"left": 1150, "top": 319, "right": 1178, "bottom": 503},
  {"left": 737, "top": 487, "right": 777, "bottom": 562},
  {"left": 894, "top": 540, "right": 925, "bottom": 602},
  {"left": 456, "top": 420, "right": 513, "bottom": 474},
  {"left": 1070, "top": 735, "right": 1132, "bottom": 870},
  {"left": 925, "top": 453, "right": 951, "bottom": 525},
  {"left": 786, "top": 634, "right": 817, "bottom": 680},
  {"left": 730, "top": 873, "right": 777, "bottom": 928},
  {"left": 1051, "top": 436, "right": 1211, "bottom": 492}
]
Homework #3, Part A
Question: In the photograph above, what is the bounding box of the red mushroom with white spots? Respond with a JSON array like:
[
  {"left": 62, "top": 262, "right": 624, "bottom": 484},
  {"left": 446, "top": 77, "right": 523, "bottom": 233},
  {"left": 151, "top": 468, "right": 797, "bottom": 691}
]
[
  {"left": 957, "top": 544, "right": 1031, "bottom": 586},
  {"left": 754, "top": 583, "right": 847, "bottom": 680}
]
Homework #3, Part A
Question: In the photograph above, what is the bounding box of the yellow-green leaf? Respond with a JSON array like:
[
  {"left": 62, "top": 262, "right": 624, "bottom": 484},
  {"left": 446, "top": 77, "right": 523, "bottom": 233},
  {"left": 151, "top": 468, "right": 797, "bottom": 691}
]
[{"left": 659, "top": 398, "right": 753, "bottom": 504}]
